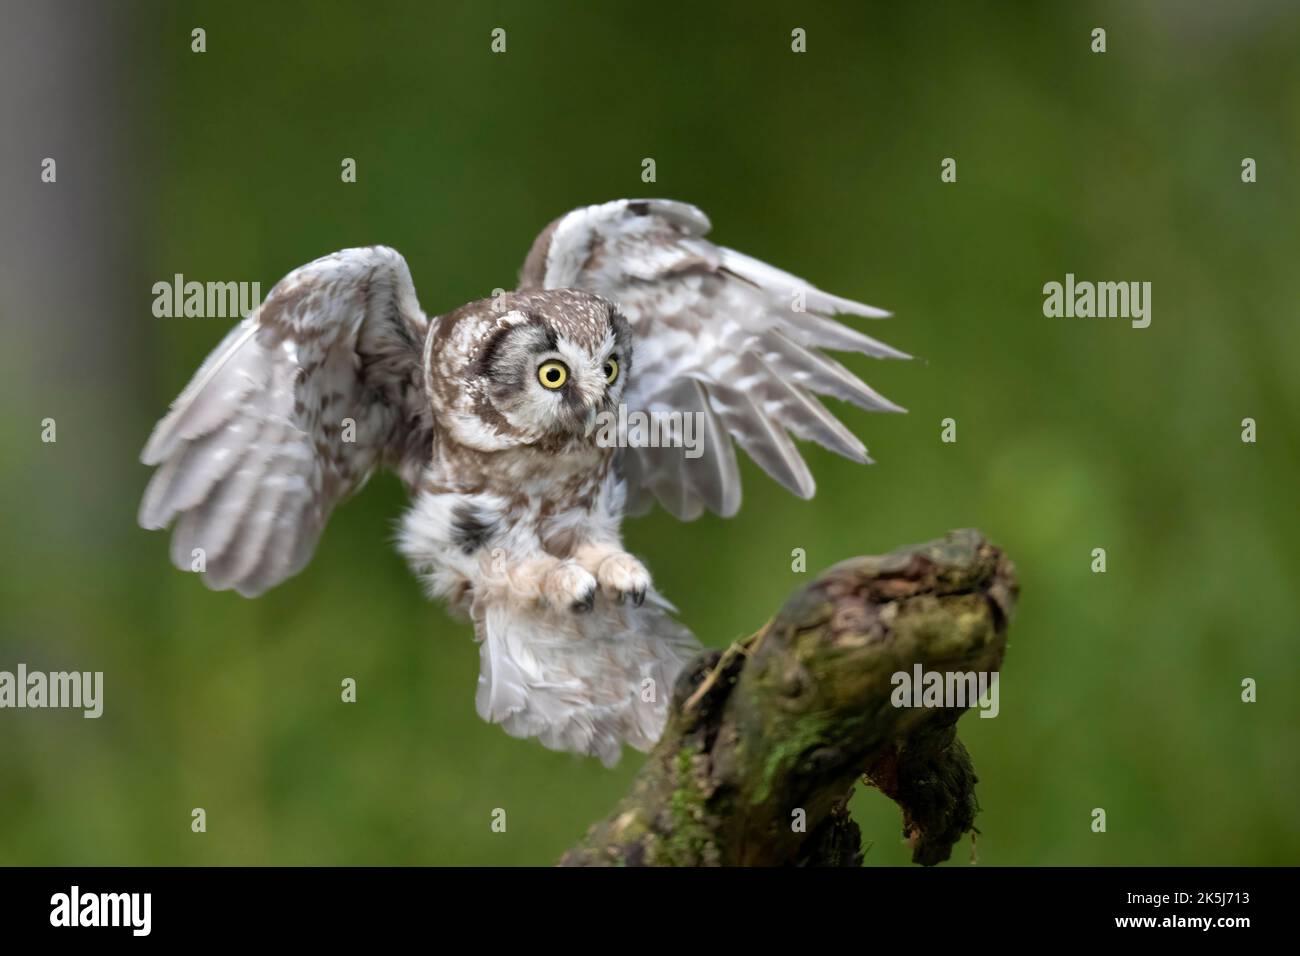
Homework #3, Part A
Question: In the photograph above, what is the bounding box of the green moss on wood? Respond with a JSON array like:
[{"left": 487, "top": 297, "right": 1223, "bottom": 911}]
[{"left": 561, "top": 529, "right": 1019, "bottom": 868}]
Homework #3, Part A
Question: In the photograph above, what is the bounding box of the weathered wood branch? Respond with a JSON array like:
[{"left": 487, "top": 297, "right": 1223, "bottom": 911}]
[{"left": 561, "top": 529, "right": 1019, "bottom": 867}]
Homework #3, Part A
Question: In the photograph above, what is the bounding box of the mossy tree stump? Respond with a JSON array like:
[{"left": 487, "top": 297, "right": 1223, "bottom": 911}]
[{"left": 561, "top": 529, "right": 1019, "bottom": 867}]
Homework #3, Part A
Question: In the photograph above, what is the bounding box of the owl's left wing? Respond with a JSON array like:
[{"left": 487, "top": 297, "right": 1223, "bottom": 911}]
[
  {"left": 518, "top": 199, "right": 907, "bottom": 520},
  {"left": 139, "top": 246, "right": 434, "bottom": 597}
]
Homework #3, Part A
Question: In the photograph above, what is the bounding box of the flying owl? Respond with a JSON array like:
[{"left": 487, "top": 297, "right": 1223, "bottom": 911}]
[{"left": 138, "top": 199, "right": 907, "bottom": 766}]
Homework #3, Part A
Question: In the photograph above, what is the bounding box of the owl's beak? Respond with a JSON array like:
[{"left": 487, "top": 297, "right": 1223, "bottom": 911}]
[{"left": 582, "top": 405, "right": 599, "bottom": 437}]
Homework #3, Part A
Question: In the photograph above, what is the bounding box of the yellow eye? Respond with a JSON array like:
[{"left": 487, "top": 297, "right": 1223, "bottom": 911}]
[
  {"left": 603, "top": 357, "right": 619, "bottom": 384},
  {"left": 537, "top": 360, "right": 568, "bottom": 389}
]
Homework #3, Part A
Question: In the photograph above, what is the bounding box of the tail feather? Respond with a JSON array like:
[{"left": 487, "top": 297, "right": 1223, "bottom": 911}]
[{"left": 474, "top": 595, "right": 700, "bottom": 767}]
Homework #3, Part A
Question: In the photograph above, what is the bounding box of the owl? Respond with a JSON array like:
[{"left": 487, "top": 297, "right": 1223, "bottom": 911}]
[{"left": 138, "top": 199, "right": 907, "bottom": 766}]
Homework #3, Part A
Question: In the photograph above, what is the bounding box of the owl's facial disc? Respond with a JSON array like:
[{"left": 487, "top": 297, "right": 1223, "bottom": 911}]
[{"left": 474, "top": 308, "right": 632, "bottom": 443}]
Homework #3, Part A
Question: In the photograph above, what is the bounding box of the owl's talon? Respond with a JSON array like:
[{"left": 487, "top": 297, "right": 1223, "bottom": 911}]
[
  {"left": 542, "top": 560, "right": 599, "bottom": 612},
  {"left": 593, "top": 552, "right": 652, "bottom": 607},
  {"left": 572, "top": 587, "right": 597, "bottom": 613}
]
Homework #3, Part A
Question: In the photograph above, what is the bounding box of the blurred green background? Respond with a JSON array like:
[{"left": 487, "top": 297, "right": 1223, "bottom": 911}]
[{"left": 1, "top": 0, "right": 1297, "bottom": 865}]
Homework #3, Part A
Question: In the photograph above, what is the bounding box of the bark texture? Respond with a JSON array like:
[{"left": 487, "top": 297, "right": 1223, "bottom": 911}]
[{"left": 560, "top": 528, "right": 1018, "bottom": 867}]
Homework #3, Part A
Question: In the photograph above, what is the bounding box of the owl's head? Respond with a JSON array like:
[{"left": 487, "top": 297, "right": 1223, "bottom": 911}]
[{"left": 428, "top": 289, "right": 634, "bottom": 451}]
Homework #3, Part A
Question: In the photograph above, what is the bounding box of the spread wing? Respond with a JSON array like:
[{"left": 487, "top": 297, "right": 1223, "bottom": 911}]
[
  {"left": 139, "top": 246, "right": 434, "bottom": 597},
  {"left": 518, "top": 199, "right": 907, "bottom": 520}
]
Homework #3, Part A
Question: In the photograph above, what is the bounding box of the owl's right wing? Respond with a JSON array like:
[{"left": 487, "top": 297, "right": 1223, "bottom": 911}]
[
  {"left": 138, "top": 246, "right": 434, "bottom": 597},
  {"left": 518, "top": 199, "right": 907, "bottom": 521}
]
